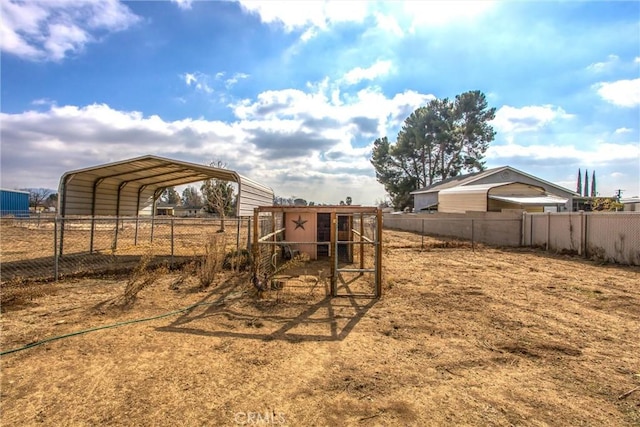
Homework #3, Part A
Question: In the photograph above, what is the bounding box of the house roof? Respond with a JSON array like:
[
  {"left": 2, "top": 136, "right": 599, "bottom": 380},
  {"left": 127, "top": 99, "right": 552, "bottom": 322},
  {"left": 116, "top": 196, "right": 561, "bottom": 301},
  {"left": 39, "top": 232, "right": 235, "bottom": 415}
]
[
  {"left": 411, "top": 166, "right": 577, "bottom": 196},
  {"left": 58, "top": 155, "right": 273, "bottom": 217},
  {"left": 438, "top": 181, "right": 522, "bottom": 195},
  {"left": 410, "top": 168, "right": 497, "bottom": 195}
]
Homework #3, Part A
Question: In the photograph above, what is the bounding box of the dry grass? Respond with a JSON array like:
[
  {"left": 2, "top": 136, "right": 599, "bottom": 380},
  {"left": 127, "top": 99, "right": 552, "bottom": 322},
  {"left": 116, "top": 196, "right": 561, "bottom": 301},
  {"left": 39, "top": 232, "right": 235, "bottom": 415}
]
[
  {"left": 119, "top": 253, "right": 168, "bottom": 306},
  {"left": 197, "top": 234, "right": 227, "bottom": 288},
  {"left": 1, "top": 229, "right": 639, "bottom": 426},
  {"left": 0, "top": 278, "right": 56, "bottom": 311}
]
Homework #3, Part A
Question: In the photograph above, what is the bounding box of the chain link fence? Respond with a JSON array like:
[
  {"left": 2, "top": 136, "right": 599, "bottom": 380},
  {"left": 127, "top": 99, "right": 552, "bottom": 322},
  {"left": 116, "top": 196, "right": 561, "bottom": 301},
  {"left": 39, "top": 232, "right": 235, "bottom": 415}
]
[{"left": 1, "top": 216, "right": 252, "bottom": 283}]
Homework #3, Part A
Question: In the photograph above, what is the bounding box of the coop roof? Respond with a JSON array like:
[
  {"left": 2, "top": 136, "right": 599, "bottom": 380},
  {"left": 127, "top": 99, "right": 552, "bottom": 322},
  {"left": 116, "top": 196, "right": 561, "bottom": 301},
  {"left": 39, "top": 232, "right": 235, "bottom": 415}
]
[{"left": 58, "top": 155, "right": 273, "bottom": 217}]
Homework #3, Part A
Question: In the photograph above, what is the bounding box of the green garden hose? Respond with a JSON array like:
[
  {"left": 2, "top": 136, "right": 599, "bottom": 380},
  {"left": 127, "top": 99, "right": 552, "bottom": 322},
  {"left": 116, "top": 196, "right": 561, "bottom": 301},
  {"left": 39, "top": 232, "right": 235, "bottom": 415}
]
[{"left": 1, "top": 301, "right": 216, "bottom": 356}]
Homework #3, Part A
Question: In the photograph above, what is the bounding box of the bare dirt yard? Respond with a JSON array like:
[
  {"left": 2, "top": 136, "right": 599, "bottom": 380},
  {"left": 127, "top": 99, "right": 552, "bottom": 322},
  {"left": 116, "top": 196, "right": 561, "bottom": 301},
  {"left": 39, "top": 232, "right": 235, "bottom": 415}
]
[{"left": 1, "top": 229, "right": 639, "bottom": 426}]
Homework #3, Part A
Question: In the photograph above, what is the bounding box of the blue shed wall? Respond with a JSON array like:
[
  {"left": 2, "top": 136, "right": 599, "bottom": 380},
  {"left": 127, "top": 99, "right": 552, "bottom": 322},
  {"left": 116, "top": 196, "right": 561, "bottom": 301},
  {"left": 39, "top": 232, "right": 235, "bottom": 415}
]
[{"left": 0, "top": 189, "right": 30, "bottom": 217}]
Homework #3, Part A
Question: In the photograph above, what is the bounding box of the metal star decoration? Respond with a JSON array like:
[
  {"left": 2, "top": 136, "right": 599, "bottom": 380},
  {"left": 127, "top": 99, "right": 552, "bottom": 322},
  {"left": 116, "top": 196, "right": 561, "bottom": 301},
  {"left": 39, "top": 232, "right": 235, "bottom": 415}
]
[{"left": 292, "top": 215, "right": 308, "bottom": 230}]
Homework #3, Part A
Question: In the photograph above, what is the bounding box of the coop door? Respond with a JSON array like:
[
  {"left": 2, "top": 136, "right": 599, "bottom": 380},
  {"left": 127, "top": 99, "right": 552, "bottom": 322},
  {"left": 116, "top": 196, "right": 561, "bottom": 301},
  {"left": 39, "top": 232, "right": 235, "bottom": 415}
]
[{"left": 317, "top": 213, "right": 330, "bottom": 258}]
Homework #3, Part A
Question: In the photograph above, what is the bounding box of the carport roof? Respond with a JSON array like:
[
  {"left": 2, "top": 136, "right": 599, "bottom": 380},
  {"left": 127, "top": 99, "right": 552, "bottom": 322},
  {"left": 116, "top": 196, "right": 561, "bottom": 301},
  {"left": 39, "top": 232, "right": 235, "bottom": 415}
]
[
  {"left": 58, "top": 155, "right": 273, "bottom": 217},
  {"left": 488, "top": 195, "right": 568, "bottom": 205}
]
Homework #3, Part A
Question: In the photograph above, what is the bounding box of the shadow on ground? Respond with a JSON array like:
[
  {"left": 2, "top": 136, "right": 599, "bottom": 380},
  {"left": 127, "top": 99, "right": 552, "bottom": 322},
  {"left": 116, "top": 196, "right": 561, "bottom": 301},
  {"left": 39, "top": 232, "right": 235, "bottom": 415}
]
[{"left": 156, "top": 274, "right": 377, "bottom": 342}]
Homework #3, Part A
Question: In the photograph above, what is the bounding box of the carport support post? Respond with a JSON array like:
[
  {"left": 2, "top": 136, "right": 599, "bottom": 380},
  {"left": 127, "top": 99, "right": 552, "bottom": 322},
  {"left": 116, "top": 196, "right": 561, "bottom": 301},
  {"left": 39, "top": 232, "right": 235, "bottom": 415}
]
[
  {"left": 90, "top": 178, "right": 103, "bottom": 254},
  {"left": 150, "top": 188, "right": 164, "bottom": 243},
  {"left": 134, "top": 185, "right": 146, "bottom": 246},
  {"left": 59, "top": 174, "right": 73, "bottom": 257},
  {"left": 113, "top": 182, "right": 128, "bottom": 252}
]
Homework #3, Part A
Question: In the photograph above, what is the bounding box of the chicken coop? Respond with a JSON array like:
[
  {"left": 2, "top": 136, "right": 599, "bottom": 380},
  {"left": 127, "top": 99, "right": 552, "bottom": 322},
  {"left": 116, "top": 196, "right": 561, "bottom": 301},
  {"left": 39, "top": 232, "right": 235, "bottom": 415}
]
[{"left": 252, "top": 205, "right": 383, "bottom": 298}]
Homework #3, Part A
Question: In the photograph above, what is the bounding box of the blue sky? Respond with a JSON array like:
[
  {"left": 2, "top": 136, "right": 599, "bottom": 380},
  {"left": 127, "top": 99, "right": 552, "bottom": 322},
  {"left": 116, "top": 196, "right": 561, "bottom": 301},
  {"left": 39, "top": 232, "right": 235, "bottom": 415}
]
[{"left": 1, "top": 0, "right": 639, "bottom": 204}]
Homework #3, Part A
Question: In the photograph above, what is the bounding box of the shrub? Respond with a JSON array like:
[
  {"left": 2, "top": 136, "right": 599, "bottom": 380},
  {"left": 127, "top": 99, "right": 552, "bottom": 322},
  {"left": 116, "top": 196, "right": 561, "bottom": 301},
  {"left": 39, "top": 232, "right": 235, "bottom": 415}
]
[
  {"left": 198, "top": 234, "right": 226, "bottom": 288},
  {"left": 223, "top": 249, "right": 251, "bottom": 272},
  {"left": 122, "top": 253, "right": 167, "bottom": 305}
]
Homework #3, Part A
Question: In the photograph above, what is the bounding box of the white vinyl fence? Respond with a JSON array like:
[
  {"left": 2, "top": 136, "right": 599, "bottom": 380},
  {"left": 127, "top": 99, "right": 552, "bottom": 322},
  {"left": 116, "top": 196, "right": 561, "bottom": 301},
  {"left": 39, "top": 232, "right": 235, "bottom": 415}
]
[
  {"left": 523, "top": 212, "right": 640, "bottom": 265},
  {"left": 384, "top": 211, "right": 640, "bottom": 265}
]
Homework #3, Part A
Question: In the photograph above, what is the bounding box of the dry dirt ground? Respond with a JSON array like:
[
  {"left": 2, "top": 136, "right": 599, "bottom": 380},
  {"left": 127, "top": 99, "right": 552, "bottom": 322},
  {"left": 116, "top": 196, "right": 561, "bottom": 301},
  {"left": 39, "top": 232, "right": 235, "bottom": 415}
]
[{"left": 1, "top": 230, "right": 639, "bottom": 426}]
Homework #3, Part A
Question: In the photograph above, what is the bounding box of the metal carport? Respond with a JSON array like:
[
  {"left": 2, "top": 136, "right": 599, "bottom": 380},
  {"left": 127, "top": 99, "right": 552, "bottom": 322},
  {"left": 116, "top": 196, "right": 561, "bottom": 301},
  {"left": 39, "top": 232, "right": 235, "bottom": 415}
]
[
  {"left": 57, "top": 155, "right": 273, "bottom": 255},
  {"left": 58, "top": 155, "right": 273, "bottom": 218}
]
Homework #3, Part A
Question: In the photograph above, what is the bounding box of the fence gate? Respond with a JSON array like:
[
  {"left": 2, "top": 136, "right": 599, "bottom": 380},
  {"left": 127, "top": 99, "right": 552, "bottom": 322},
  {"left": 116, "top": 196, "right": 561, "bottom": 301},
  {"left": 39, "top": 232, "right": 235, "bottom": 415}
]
[{"left": 332, "top": 212, "right": 382, "bottom": 298}]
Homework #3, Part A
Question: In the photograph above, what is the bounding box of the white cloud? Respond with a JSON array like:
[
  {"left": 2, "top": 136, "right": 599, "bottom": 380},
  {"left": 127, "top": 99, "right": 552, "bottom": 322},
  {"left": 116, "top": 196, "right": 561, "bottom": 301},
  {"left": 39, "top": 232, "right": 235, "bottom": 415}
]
[
  {"left": 300, "top": 27, "right": 317, "bottom": 42},
  {"left": 487, "top": 141, "right": 640, "bottom": 196},
  {"left": 586, "top": 54, "right": 619, "bottom": 73},
  {"left": 374, "top": 12, "right": 403, "bottom": 37},
  {"left": 0, "top": 82, "right": 436, "bottom": 203},
  {"left": 614, "top": 127, "right": 633, "bottom": 134},
  {"left": 342, "top": 60, "right": 393, "bottom": 85},
  {"left": 182, "top": 71, "right": 250, "bottom": 92},
  {"left": 635, "top": 57, "right": 640, "bottom": 64},
  {"left": 492, "top": 104, "right": 574, "bottom": 133},
  {"left": 403, "top": 1, "right": 494, "bottom": 30},
  {"left": 181, "top": 72, "right": 213, "bottom": 93},
  {"left": 0, "top": 0, "right": 140, "bottom": 61},
  {"left": 224, "top": 72, "right": 250, "bottom": 88},
  {"left": 594, "top": 78, "right": 640, "bottom": 108},
  {"left": 171, "top": 0, "right": 193, "bottom": 10},
  {"left": 237, "top": 0, "right": 368, "bottom": 35},
  {"left": 236, "top": 0, "right": 493, "bottom": 41},
  {"left": 488, "top": 141, "right": 639, "bottom": 164}
]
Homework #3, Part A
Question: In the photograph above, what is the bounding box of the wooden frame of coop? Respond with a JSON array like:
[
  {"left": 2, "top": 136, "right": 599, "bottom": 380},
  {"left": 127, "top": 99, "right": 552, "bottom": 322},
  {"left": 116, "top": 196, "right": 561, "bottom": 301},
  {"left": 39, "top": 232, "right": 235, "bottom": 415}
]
[{"left": 252, "top": 206, "right": 383, "bottom": 298}]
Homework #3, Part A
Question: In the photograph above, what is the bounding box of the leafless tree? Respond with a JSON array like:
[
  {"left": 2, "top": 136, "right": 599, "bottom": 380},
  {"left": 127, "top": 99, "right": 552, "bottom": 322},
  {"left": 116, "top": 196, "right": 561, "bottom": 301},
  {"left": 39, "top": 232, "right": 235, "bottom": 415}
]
[
  {"left": 201, "top": 161, "right": 235, "bottom": 232},
  {"left": 24, "top": 188, "right": 54, "bottom": 210}
]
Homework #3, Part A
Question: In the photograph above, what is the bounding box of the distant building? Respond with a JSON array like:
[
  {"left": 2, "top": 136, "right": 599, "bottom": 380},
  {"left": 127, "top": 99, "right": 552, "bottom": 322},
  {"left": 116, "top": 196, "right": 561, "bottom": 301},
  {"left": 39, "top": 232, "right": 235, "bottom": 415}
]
[
  {"left": 155, "top": 202, "right": 175, "bottom": 216},
  {"left": 0, "top": 189, "right": 30, "bottom": 217},
  {"left": 174, "top": 205, "right": 204, "bottom": 217},
  {"left": 410, "top": 166, "right": 577, "bottom": 213}
]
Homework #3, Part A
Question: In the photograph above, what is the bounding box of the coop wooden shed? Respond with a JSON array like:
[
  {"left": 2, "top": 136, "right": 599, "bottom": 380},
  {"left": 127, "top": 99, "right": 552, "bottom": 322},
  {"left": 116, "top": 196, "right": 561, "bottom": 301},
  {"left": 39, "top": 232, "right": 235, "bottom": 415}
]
[{"left": 252, "top": 205, "right": 383, "bottom": 298}]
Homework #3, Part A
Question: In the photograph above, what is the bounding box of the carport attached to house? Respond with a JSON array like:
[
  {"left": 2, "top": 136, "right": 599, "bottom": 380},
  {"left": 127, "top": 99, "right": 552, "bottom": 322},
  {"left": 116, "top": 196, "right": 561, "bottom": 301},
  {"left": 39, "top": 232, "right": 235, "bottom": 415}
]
[{"left": 439, "top": 182, "right": 568, "bottom": 213}]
